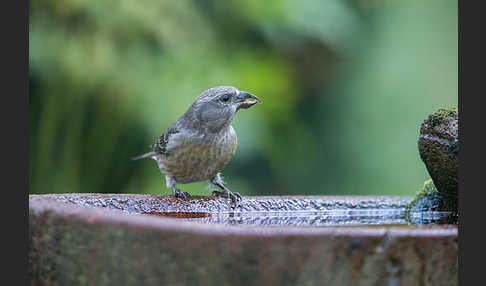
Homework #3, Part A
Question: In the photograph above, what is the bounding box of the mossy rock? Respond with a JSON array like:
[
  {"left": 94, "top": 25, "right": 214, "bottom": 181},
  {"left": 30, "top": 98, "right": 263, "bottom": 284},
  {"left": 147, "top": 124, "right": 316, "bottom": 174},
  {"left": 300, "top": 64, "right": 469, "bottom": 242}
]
[
  {"left": 418, "top": 108, "right": 458, "bottom": 197},
  {"left": 406, "top": 179, "right": 457, "bottom": 212}
]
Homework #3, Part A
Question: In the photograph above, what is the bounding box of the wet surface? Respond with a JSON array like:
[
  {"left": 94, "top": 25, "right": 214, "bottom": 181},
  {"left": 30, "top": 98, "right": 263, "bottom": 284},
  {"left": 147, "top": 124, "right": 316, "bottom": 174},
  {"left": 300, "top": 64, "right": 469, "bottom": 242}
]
[
  {"left": 407, "top": 211, "right": 458, "bottom": 225},
  {"left": 143, "top": 211, "right": 212, "bottom": 218},
  {"left": 34, "top": 194, "right": 458, "bottom": 227},
  {"left": 30, "top": 194, "right": 458, "bottom": 286},
  {"left": 142, "top": 210, "right": 457, "bottom": 226}
]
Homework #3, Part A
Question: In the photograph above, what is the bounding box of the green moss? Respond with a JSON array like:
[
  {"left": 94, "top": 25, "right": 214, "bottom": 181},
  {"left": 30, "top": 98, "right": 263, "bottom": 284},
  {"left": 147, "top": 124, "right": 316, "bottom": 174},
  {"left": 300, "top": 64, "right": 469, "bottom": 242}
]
[
  {"left": 405, "top": 179, "right": 457, "bottom": 213},
  {"left": 423, "top": 108, "right": 458, "bottom": 129}
]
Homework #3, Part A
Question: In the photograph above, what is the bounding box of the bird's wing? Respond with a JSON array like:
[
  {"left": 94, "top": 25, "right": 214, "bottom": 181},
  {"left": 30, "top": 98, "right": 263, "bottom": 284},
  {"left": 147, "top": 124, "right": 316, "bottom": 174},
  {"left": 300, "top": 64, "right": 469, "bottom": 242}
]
[{"left": 152, "top": 126, "right": 180, "bottom": 155}]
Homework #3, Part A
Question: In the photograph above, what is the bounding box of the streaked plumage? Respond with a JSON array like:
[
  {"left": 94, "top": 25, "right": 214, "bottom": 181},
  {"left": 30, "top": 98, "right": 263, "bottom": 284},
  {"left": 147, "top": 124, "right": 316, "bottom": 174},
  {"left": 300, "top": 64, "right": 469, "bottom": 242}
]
[{"left": 133, "top": 86, "right": 261, "bottom": 207}]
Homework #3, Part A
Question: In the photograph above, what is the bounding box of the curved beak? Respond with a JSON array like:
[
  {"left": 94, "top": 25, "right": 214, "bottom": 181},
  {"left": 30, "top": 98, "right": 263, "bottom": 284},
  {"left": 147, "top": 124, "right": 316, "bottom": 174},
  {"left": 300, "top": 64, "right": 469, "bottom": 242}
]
[{"left": 236, "top": 91, "right": 262, "bottom": 109}]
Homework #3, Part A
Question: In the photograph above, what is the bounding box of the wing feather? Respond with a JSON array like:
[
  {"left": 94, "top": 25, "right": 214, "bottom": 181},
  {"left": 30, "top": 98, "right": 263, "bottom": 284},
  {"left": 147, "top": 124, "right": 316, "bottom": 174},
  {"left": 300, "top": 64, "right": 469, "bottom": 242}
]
[{"left": 152, "top": 126, "right": 179, "bottom": 155}]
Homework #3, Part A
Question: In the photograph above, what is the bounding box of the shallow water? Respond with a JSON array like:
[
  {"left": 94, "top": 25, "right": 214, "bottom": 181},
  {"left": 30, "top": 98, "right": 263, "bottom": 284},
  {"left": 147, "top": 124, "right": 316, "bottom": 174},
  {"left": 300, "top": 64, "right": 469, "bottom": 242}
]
[
  {"left": 143, "top": 209, "right": 458, "bottom": 227},
  {"left": 41, "top": 193, "right": 457, "bottom": 227}
]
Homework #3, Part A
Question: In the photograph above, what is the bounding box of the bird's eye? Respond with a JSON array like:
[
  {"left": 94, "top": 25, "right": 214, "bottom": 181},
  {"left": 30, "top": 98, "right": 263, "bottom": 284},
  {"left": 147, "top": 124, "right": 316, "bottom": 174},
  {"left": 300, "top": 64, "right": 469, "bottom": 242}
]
[{"left": 221, "top": 94, "right": 230, "bottom": 102}]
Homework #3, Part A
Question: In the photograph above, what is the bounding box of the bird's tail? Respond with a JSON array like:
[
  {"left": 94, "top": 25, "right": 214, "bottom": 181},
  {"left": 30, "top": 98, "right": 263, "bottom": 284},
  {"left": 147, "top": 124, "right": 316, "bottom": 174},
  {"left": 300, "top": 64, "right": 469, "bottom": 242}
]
[{"left": 131, "top": 152, "right": 156, "bottom": 161}]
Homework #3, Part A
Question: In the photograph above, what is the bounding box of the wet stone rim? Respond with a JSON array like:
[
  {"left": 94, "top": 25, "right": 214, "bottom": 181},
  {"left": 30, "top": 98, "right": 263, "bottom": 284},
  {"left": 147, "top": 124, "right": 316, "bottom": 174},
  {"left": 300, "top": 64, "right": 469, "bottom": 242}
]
[
  {"left": 31, "top": 193, "right": 414, "bottom": 214},
  {"left": 29, "top": 194, "right": 457, "bottom": 235}
]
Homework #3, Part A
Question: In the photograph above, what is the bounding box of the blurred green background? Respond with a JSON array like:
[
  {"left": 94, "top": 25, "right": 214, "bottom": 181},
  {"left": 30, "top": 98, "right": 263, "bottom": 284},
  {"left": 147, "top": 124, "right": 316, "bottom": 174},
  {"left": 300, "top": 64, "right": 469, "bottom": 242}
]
[{"left": 29, "top": 0, "right": 457, "bottom": 197}]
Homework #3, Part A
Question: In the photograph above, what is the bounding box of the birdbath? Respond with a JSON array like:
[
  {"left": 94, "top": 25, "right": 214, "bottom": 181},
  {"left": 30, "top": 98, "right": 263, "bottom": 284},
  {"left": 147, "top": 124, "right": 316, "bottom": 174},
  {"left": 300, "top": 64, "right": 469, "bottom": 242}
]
[{"left": 29, "top": 193, "right": 458, "bottom": 286}]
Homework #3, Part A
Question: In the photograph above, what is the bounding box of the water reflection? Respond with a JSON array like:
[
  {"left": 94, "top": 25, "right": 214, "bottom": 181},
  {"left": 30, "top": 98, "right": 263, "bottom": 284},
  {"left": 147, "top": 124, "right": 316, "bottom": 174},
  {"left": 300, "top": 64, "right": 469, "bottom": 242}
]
[
  {"left": 143, "top": 209, "right": 458, "bottom": 227},
  {"left": 407, "top": 211, "right": 458, "bottom": 225}
]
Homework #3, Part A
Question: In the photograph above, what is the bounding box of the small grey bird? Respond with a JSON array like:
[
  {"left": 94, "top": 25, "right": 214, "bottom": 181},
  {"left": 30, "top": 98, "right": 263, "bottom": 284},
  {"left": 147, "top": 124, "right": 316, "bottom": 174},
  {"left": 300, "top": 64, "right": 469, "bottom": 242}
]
[{"left": 133, "top": 86, "right": 261, "bottom": 207}]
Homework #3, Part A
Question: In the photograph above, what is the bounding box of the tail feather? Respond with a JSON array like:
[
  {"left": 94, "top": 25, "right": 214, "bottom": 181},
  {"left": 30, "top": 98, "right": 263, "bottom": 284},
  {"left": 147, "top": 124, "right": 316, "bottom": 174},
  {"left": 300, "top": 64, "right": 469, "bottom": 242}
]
[{"left": 131, "top": 152, "right": 156, "bottom": 161}]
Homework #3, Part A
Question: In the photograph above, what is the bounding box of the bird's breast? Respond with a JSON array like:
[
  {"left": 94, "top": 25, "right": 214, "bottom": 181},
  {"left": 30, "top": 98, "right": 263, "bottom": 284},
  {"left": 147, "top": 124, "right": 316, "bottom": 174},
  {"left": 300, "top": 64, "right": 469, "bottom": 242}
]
[{"left": 157, "top": 127, "right": 238, "bottom": 183}]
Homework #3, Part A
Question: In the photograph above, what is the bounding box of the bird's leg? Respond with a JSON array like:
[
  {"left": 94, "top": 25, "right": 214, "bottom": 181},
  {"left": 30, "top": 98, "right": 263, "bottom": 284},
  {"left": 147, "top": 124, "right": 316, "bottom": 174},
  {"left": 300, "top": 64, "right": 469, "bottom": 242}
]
[
  {"left": 210, "top": 173, "right": 242, "bottom": 207},
  {"left": 166, "top": 176, "right": 191, "bottom": 200},
  {"left": 172, "top": 187, "right": 192, "bottom": 200}
]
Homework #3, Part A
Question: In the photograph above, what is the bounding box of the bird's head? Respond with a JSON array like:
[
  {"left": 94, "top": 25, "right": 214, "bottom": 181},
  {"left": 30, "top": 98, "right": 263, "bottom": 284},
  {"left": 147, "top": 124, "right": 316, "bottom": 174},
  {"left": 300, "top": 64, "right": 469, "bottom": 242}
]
[{"left": 183, "top": 86, "right": 261, "bottom": 133}]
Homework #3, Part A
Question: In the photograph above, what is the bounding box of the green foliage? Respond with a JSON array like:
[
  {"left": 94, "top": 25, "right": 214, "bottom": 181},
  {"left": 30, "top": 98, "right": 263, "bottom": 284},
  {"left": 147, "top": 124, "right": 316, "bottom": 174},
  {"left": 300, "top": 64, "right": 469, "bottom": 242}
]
[{"left": 29, "top": 0, "right": 457, "bottom": 196}]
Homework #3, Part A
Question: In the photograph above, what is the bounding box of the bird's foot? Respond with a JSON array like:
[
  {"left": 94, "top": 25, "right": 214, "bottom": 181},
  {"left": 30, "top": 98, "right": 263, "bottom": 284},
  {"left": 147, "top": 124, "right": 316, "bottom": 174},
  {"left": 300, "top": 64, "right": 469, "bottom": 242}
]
[
  {"left": 212, "top": 189, "right": 242, "bottom": 208},
  {"left": 172, "top": 189, "right": 192, "bottom": 200}
]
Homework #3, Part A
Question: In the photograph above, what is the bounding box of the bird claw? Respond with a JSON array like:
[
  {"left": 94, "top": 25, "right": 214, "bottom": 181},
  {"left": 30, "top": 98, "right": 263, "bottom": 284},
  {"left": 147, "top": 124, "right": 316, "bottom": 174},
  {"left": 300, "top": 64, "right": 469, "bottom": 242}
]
[
  {"left": 212, "top": 189, "right": 242, "bottom": 208},
  {"left": 173, "top": 189, "right": 191, "bottom": 200},
  {"left": 211, "top": 189, "right": 222, "bottom": 197}
]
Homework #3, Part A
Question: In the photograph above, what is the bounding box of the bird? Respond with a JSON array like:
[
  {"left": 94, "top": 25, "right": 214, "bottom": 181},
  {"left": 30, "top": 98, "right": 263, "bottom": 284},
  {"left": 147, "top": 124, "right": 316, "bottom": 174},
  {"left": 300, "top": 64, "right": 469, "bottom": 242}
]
[{"left": 132, "top": 86, "right": 261, "bottom": 207}]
